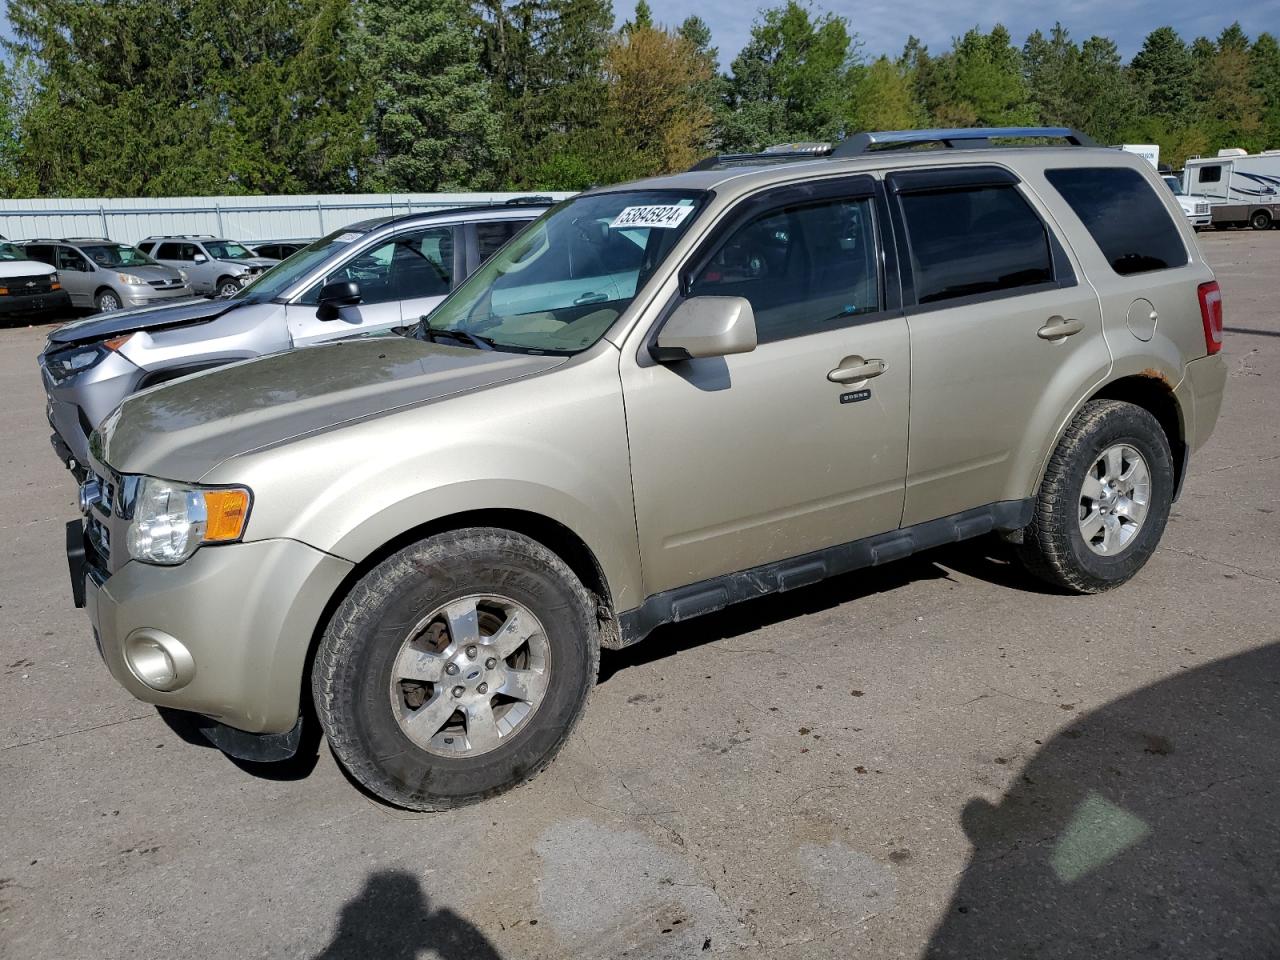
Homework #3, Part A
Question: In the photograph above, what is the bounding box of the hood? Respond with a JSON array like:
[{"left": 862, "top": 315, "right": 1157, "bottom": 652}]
[
  {"left": 96, "top": 336, "right": 566, "bottom": 479},
  {"left": 45, "top": 296, "right": 229, "bottom": 346},
  {"left": 110, "top": 263, "right": 185, "bottom": 281},
  {"left": 0, "top": 260, "right": 56, "bottom": 279},
  {"left": 227, "top": 257, "right": 278, "bottom": 269}
]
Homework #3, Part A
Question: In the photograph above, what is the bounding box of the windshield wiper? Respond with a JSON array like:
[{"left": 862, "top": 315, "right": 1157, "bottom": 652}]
[{"left": 419, "top": 322, "right": 495, "bottom": 351}]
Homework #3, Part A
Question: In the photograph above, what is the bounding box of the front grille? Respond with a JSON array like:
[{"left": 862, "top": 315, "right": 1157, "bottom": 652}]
[
  {"left": 1196, "top": 202, "right": 1210, "bottom": 215},
  {"left": 147, "top": 278, "right": 184, "bottom": 289},
  {"left": 84, "top": 469, "right": 116, "bottom": 573},
  {"left": 7, "top": 274, "right": 53, "bottom": 294}
]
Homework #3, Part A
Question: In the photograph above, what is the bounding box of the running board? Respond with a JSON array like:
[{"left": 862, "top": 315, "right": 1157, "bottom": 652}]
[{"left": 616, "top": 499, "right": 1034, "bottom": 647}]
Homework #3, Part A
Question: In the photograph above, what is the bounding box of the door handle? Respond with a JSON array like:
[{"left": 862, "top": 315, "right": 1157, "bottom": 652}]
[
  {"left": 1037, "top": 316, "right": 1085, "bottom": 341},
  {"left": 574, "top": 292, "right": 608, "bottom": 305},
  {"left": 827, "top": 357, "right": 887, "bottom": 384}
]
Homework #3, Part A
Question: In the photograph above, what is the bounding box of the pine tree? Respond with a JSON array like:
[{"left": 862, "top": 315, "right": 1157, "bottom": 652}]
[
  {"left": 1130, "top": 26, "right": 1194, "bottom": 126},
  {"left": 359, "top": 0, "right": 506, "bottom": 190}
]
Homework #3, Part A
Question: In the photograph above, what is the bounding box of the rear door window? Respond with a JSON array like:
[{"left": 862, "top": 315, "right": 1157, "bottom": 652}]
[
  {"left": 156, "top": 242, "right": 181, "bottom": 260},
  {"left": 896, "top": 183, "right": 1054, "bottom": 305},
  {"left": 1045, "top": 167, "right": 1189, "bottom": 276},
  {"left": 476, "top": 220, "right": 530, "bottom": 265}
]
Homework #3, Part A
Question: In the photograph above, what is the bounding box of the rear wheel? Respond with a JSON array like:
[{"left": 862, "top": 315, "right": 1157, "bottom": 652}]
[
  {"left": 1017, "top": 400, "right": 1174, "bottom": 593},
  {"left": 1250, "top": 210, "right": 1273, "bottom": 231},
  {"left": 95, "top": 289, "right": 122, "bottom": 313},
  {"left": 313, "top": 528, "right": 600, "bottom": 810}
]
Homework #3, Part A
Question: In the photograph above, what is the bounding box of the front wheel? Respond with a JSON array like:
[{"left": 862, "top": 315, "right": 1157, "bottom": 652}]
[
  {"left": 313, "top": 528, "right": 600, "bottom": 810},
  {"left": 216, "top": 277, "right": 241, "bottom": 298},
  {"left": 95, "top": 289, "right": 122, "bottom": 313},
  {"left": 1017, "top": 400, "right": 1175, "bottom": 593}
]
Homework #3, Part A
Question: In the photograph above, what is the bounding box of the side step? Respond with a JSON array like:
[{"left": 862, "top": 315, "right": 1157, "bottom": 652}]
[{"left": 616, "top": 499, "right": 1034, "bottom": 647}]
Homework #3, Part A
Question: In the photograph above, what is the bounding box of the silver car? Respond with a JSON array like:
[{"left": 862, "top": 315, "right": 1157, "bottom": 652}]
[
  {"left": 21, "top": 239, "right": 194, "bottom": 313},
  {"left": 136, "top": 236, "right": 278, "bottom": 298},
  {"left": 39, "top": 203, "right": 548, "bottom": 476}
]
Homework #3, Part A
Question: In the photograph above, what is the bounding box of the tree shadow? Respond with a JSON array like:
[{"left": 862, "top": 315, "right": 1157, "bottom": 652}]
[
  {"left": 925, "top": 641, "right": 1280, "bottom": 959},
  {"left": 310, "top": 869, "right": 503, "bottom": 960},
  {"left": 599, "top": 534, "right": 1057, "bottom": 683}
]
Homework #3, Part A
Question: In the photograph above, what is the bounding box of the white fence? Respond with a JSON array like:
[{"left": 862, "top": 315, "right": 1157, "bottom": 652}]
[{"left": 0, "top": 192, "right": 571, "bottom": 245}]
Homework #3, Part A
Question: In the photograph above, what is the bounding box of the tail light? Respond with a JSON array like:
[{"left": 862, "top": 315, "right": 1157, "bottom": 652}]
[{"left": 1197, "top": 280, "right": 1223, "bottom": 355}]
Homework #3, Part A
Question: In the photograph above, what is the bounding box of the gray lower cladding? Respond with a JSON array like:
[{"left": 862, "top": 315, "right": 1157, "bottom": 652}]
[
  {"left": 617, "top": 498, "right": 1036, "bottom": 647},
  {"left": 196, "top": 713, "right": 305, "bottom": 763}
]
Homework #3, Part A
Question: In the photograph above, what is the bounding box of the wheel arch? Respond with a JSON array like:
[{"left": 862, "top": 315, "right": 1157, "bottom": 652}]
[
  {"left": 1041, "top": 371, "right": 1189, "bottom": 501},
  {"left": 303, "top": 508, "right": 623, "bottom": 709}
]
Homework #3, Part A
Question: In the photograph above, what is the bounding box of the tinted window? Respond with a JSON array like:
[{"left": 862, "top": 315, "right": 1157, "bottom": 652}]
[
  {"left": 156, "top": 242, "right": 181, "bottom": 260},
  {"left": 1046, "top": 167, "right": 1189, "bottom": 276},
  {"left": 689, "top": 197, "right": 880, "bottom": 343},
  {"left": 23, "top": 244, "right": 54, "bottom": 264},
  {"left": 300, "top": 227, "right": 454, "bottom": 305},
  {"left": 476, "top": 220, "right": 528, "bottom": 265},
  {"left": 899, "top": 185, "right": 1053, "bottom": 304},
  {"left": 1197, "top": 165, "right": 1222, "bottom": 184},
  {"left": 57, "top": 247, "right": 89, "bottom": 271}
]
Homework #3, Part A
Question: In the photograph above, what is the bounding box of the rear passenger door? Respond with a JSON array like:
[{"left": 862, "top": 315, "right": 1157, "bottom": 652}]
[
  {"left": 621, "top": 178, "right": 911, "bottom": 594},
  {"left": 887, "top": 165, "right": 1109, "bottom": 526}
]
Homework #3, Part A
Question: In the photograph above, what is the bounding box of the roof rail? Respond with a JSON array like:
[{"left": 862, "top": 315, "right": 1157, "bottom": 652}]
[
  {"left": 141, "top": 234, "right": 218, "bottom": 240},
  {"left": 830, "top": 126, "right": 1098, "bottom": 156},
  {"left": 503, "top": 195, "right": 554, "bottom": 205},
  {"left": 690, "top": 127, "right": 1099, "bottom": 170}
]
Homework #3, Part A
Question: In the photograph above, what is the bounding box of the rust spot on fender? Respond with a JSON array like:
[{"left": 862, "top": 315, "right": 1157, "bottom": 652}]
[{"left": 1138, "top": 367, "right": 1171, "bottom": 387}]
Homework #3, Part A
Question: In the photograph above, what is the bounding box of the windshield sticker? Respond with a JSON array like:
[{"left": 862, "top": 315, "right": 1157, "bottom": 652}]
[
  {"left": 610, "top": 205, "right": 694, "bottom": 230},
  {"left": 333, "top": 232, "right": 362, "bottom": 243}
]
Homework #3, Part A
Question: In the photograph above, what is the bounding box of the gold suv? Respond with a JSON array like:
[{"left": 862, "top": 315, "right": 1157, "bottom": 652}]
[{"left": 67, "top": 128, "right": 1228, "bottom": 808}]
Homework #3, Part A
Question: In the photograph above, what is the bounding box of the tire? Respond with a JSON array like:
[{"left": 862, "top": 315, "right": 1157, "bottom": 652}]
[
  {"left": 216, "top": 277, "right": 240, "bottom": 298},
  {"left": 313, "top": 528, "right": 600, "bottom": 810},
  {"left": 1250, "top": 210, "right": 1272, "bottom": 231},
  {"left": 95, "top": 289, "right": 122, "bottom": 313},
  {"left": 1017, "top": 400, "right": 1175, "bottom": 594}
]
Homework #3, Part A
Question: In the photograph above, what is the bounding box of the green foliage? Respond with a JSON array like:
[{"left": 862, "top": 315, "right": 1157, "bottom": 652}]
[
  {"left": 720, "top": 1, "right": 855, "bottom": 151},
  {"left": 2, "top": 1, "right": 1279, "bottom": 197},
  {"left": 359, "top": 0, "right": 506, "bottom": 191}
]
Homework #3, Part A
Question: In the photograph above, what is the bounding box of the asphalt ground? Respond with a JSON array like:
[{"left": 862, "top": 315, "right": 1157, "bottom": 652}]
[{"left": 1, "top": 230, "right": 1277, "bottom": 959}]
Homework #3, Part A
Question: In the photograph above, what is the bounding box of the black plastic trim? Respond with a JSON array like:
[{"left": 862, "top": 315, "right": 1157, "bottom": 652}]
[
  {"left": 617, "top": 499, "right": 1035, "bottom": 646},
  {"left": 886, "top": 165, "right": 1019, "bottom": 194},
  {"left": 197, "top": 714, "right": 303, "bottom": 762}
]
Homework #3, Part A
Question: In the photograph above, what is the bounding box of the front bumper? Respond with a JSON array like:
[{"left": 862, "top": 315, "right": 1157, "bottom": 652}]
[
  {"left": 0, "top": 289, "right": 71, "bottom": 318},
  {"left": 81, "top": 537, "right": 353, "bottom": 734},
  {"left": 123, "top": 287, "right": 196, "bottom": 307},
  {"left": 40, "top": 348, "right": 145, "bottom": 468}
]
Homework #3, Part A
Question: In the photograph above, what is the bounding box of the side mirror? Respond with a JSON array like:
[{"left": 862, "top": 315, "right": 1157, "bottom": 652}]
[
  {"left": 652, "top": 296, "right": 758, "bottom": 362},
  {"left": 316, "top": 279, "right": 362, "bottom": 321},
  {"left": 192, "top": 253, "right": 207, "bottom": 264}
]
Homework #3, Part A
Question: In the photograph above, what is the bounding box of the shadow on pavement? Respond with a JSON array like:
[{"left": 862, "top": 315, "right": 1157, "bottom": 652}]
[
  {"left": 310, "top": 869, "right": 502, "bottom": 960},
  {"left": 155, "top": 705, "right": 323, "bottom": 781},
  {"left": 926, "top": 642, "right": 1280, "bottom": 959}
]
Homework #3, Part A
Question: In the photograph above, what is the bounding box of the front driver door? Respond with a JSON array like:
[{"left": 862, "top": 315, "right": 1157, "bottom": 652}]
[{"left": 621, "top": 181, "right": 911, "bottom": 596}]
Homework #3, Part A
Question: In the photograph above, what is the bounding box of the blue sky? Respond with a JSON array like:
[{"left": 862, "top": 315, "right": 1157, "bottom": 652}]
[{"left": 641, "top": 0, "right": 1280, "bottom": 64}]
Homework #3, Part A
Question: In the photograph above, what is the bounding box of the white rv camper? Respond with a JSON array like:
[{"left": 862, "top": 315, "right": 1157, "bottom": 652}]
[{"left": 1183, "top": 148, "right": 1280, "bottom": 229}]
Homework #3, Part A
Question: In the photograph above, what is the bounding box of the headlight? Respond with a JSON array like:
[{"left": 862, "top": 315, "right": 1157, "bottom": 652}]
[
  {"left": 42, "top": 334, "right": 134, "bottom": 384},
  {"left": 124, "top": 476, "right": 252, "bottom": 565},
  {"left": 118, "top": 272, "right": 148, "bottom": 286}
]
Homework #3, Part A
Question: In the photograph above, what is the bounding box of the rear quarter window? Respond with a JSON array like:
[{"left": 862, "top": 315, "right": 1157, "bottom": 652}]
[{"left": 1045, "top": 167, "right": 1189, "bottom": 276}]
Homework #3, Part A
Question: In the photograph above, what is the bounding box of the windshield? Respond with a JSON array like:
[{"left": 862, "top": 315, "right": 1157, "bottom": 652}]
[
  {"left": 78, "top": 243, "right": 157, "bottom": 268},
  {"left": 0, "top": 242, "right": 28, "bottom": 261},
  {"left": 1162, "top": 176, "right": 1184, "bottom": 196},
  {"left": 205, "top": 241, "right": 254, "bottom": 260},
  {"left": 423, "top": 190, "right": 705, "bottom": 353},
  {"left": 230, "top": 230, "right": 369, "bottom": 304}
]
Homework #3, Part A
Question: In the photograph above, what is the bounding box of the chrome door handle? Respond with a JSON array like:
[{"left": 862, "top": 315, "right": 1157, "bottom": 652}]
[
  {"left": 574, "top": 292, "right": 608, "bottom": 305},
  {"left": 828, "top": 357, "right": 886, "bottom": 384},
  {"left": 1037, "top": 316, "right": 1085, "bottom": 341}
]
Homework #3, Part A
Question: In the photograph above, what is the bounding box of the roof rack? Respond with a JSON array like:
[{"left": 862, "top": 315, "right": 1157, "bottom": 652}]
[
  {"left": 141, "top": 234, "right": 218, "bottom": 240},
  {"left": 22, "top": 237, "right": 113, "bottom": 244},
  {"left": 503, "top": 195, "right": 554, "bottom": 205},
  {"left": 691, "top": 126, "right": 1099, "bottom": 170}
]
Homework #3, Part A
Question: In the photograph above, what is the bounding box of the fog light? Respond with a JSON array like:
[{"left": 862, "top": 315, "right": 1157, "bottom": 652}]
[{"left": 123, "top": 628, "right": 195, "bottom": 691}]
